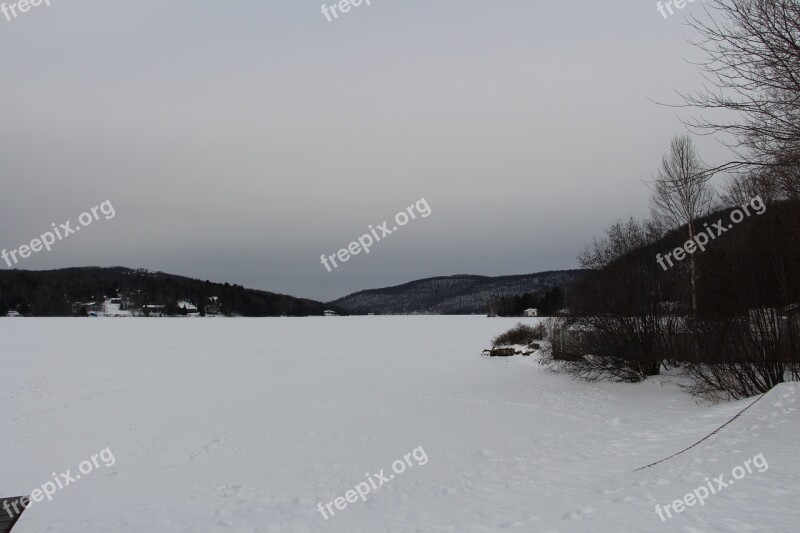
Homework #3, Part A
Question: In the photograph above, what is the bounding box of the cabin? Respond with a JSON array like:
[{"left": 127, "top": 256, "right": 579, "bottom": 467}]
[
  {"left": 324, "top": 310, "right": 338, "bottom": 317},
  {"left": 178, "top": 301, "right": 199, "bottom": 316},
  {"left": 142, "top": 304, "right": 165, "bottom": 317},
  {"left": 524, "top": 308, "right": 539, "bottom": 317},
  {"left": 72, "top": 302, "right": 103, "bottom": 316}
]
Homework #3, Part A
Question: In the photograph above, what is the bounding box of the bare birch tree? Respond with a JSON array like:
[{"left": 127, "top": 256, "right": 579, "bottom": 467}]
[{"left": 648, "top": 134, "right": 715, "bottom": 321}]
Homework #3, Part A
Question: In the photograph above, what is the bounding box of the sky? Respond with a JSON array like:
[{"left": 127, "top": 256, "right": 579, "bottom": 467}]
[{"left": 0, "top": 0, "right": 733, "bottom": 301}]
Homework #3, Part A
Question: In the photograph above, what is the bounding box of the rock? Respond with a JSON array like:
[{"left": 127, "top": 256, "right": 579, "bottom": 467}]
[{"left": 486, "top": 347, "right": 516, "bottom": 357}]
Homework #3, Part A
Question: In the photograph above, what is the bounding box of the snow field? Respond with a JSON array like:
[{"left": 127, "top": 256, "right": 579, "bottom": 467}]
[{"left": 1, "top": 317, "right": 797, "bottom": 532}]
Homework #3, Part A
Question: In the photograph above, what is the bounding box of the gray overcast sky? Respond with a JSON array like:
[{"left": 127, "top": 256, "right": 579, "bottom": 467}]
[{"left": 0, "top": 0, "right": 731, "bottom": 301}]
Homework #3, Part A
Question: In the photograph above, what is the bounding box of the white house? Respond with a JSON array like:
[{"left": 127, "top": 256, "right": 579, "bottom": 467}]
[
  {"left": 524, "top": 308, "right": 539, "bottom": 317},
  {"left": 324, "top": 310, "right": 338, "bottom": 317},
  {"left": 178, "top": 301, "right": 199, "bottom": 316}
]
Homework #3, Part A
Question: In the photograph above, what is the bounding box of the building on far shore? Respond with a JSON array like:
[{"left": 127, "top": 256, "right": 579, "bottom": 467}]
[
  {"left": 143, "top": 304, "right": 165, "bottom": 317},
  {"left": 178, "top": 301, "right": 200, "bottom": 316}
]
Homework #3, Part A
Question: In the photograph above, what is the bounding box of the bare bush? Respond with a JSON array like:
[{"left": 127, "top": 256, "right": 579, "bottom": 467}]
[
  {"left": 492, "top": 322, "right": 545, "bottom": 347},
  {"left": 686, "top": 310, "right": 798, "bottom": 400},
  {"left": 557, "top": 316, "right": 691, "bottom": 382}
]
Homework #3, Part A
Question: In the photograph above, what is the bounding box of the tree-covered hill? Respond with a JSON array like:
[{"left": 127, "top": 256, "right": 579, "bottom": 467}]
[
  {"left": 329, "top": 270, "right": 588, "bottom": 315},
  {"left": 0, "top": 267, "right": 335, "bottom": 317}
]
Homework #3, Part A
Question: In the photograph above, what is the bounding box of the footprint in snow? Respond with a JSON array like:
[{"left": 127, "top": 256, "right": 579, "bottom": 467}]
[
  {"left": 561, "top": 504, "right": 594, "bottom": 520},
  {"left": 188, "top": 436, "right": 225, "bottom": 461}
]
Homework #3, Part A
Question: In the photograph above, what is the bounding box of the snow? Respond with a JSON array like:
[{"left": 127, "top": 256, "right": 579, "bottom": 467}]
[
  {"left": 101, "top": 299, "right": 133, "bottom": 317},
  {"left": 1, "top": 316, "right": 797, "bottom": 532}
]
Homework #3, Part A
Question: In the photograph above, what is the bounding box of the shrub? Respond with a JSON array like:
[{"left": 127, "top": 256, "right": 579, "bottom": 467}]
[
  {"left": 540, "top": 316, "right": 680, "bottom": 382},
  {"left": 492, "top": 322, "right": 545, "bottom": 347}
]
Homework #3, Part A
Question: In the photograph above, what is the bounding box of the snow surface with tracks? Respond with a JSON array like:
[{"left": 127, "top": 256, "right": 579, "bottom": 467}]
[{"left": 1, "top": 317, "right": 797, "bottom": 532}]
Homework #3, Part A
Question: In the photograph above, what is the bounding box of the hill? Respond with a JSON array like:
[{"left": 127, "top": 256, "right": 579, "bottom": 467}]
[
  {"left": 329, "top": 270, "right": 589, "bottom": 315},
  {"left": 0, "top": 267, "right": 335, "bottom": 317}
]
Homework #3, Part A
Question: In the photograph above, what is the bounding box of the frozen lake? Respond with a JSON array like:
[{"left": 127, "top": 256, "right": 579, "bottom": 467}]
[{"left": 1, "top": 317, "right": 797, "bottom": 532}]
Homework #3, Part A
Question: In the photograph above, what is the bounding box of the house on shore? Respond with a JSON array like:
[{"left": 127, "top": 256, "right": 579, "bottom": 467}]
[
  {"left": 178, "top": 301, "right": 199, "bottom": 316},
  {"left": 143, "top": 304, "right": 165, "bottom": 317}
]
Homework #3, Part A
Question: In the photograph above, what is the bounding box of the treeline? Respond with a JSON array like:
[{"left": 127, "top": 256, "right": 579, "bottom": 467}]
[
  {"left": 541, "top": 0, "right": 800, "bottom": 400},
  {"left": 0, "top": 267, "right": 336, "bottom": 317},
  {"left": 487, "top": 287, "right": 565, "bottom": 317},
  {"left": 552, "top": 200, "right": 800, "bottom": 392}
]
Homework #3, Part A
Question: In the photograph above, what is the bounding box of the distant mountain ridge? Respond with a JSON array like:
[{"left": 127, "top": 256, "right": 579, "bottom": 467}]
[{"left": 329, "top": 270, "right": 589, "bottom": 315}]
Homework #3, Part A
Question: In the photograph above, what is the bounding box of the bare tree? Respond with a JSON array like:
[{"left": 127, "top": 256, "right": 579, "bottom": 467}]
[
  {"left": 681, "top": 0, "right": 800, "bottom": 184},
  {"left": 578, "top": 217, "right": 660, "bottom": 270},
  {"left": 648, "top": 134, "right": 715, "bottom": 321},
  {"left": 563, "top": 217, "right": 684, "bottom": 382},
  {"left": 722, "top": 166, "right": 783, "bottom": 206}
]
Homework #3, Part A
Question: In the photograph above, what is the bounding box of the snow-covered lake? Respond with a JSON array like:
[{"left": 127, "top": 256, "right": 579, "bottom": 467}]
[{"left": 1, "top": 317, "right": 797, "bottom": 532}]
